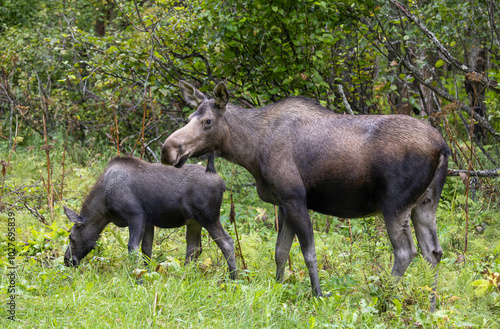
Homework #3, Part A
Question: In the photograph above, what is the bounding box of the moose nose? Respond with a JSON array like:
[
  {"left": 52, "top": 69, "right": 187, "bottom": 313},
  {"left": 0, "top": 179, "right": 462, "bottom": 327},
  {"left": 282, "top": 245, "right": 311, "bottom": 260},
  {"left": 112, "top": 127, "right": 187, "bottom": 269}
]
[
  {"left": 64, "top": 257, "right": 73, "bottom": 267},
  {"left": 161, "top": 138, "right": 184, "bottom": 165},
  {"left": 64, "top": 254, "right": 79, "bottom": 267},
  {"left": 160, "top": 144, "right": 176, "bottom": 165}
]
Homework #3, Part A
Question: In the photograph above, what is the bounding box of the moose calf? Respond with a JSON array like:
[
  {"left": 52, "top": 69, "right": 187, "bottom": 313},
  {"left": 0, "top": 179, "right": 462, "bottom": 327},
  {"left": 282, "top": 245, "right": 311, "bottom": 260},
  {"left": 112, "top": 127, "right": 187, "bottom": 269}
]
[{"left": 63, "top": 156, "right": 236, "bottom": 279}]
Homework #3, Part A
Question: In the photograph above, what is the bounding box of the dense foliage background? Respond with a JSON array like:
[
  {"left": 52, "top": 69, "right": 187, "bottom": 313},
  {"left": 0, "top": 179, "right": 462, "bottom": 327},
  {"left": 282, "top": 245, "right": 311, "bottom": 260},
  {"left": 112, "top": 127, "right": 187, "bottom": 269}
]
[{"left": 1, "top": 0, "right": 499, "bottom": 327}]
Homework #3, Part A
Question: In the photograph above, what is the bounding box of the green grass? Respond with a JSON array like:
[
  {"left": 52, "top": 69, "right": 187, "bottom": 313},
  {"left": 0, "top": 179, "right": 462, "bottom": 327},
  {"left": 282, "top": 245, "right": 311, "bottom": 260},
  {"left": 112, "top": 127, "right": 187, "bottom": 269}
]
[{"left": 1, "top": 135, "right": 499, "bottom": 328}]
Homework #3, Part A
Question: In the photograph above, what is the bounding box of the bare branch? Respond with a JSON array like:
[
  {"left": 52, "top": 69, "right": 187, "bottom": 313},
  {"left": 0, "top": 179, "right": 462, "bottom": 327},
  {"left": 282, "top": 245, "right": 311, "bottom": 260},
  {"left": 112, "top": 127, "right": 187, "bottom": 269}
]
[
  {"left": 337, "top": 84, "right": 354, "bottom": 115},
  {"left": 448, "top": 169, "right": 500, "bottom": 177},
  {"left": 133, "top": 0, "right": 149, "bottom": 32},
  {"left": 170, "top": 51, "right": 213, "bottom": 82},
  {"left": 145, "top": 131, "right": 169, "bottom": 149},
  {"left": 399, "top": 57, "right": 500, "bottom": 143},
  {"left": 389, "top": 0, "right": 500, "bottom": 94},
  {"left": 487, "top": 0, "right": 500, "bottom": 48},
  {"left": 112, "top": 0, "right": 147, "bottom": 32},
  {"left": 16, "top": 193, "right": 49, "bottom": 226}
]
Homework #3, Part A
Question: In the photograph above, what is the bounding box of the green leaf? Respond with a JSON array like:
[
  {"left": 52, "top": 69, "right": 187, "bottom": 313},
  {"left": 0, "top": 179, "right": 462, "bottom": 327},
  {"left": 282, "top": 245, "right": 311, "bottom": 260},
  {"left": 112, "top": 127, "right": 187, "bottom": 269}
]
[
  {"left": 472, "top": 279, "right": 493, "bottom": 297},
  {"left": 435, "top": 59, "right": 445, "bottom": 68},
  {"left": 308, "top": 316, "right": 316, "bottom": 329},
  {"left": 393, "top": 298, "right": 402, "bottom": 314}
]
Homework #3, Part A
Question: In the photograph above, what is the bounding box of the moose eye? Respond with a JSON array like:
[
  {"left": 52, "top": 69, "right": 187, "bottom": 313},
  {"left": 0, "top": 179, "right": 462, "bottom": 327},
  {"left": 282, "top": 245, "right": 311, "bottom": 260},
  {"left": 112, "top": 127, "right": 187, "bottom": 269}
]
[
  {"left": 205, "top": 119, "right": 211, "bottom": 125},
  {"left": 204, "top": 119, "right": 212, "bottom": 129}
]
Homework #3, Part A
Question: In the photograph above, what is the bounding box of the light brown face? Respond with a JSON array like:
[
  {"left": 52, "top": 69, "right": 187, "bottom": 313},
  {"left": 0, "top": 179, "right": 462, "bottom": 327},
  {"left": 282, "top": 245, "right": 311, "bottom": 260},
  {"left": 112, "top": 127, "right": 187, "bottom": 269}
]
[
  {"left": 161, "top": 81, "right": 229, "bottom": 167},
  {"left": 161, "top": 102, "right": 218, "bottom": 167}
]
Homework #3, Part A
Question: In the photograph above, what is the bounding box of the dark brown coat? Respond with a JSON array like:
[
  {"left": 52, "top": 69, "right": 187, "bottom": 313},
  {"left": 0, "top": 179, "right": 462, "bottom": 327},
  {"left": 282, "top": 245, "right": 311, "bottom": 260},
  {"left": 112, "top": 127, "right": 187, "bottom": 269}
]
[
  {"left": 64, "top": 156, "right": 236, "bottom": 279},
  {"left": 162, "top": 81, "right": 449, "bottom": 309}
]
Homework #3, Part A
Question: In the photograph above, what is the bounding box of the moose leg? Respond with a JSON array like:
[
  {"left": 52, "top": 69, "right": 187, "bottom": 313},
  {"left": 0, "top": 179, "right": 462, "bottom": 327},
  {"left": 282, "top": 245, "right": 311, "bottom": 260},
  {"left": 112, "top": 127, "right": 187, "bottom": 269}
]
[
  {"left": 126, "top": 213, "right": 148, "bottom": 266},
  {"left": 281, "top": 198, "right": 322, "bottom": 296},
  {"left": 412, "top": 193, "right": 443, "bottom": 312},
  {"left": 275, "top": 206, "right": 295, "bottom": 283},
  {"left": 185, "top": 221, "right": 203, "bottom": 264},
  {"left": 411, "top": 160, "right": 446, "bottom": 312},
  {"left": 411, "top": 161, "right": 445, "bottom": 269},
  {"left": 203, "top": 221, "right": 237, "bottom": 280},
  {"left": 383, "top": 207, "right": 418, "bottom": 278},
  {"left": 141, "top": 222, "right": 155, "bottom": 263},
  {"left": 411, "top": 200, "right": 443, "bottom": 267},
  {"left": 128, "top": 221, "right": 146, "bottom": 252}
]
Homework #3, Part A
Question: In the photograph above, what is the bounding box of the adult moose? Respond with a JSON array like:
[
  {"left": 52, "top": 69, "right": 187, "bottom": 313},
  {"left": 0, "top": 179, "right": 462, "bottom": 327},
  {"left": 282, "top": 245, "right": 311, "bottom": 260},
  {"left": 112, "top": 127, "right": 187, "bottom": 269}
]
[
  {"left": 162, "top": 81, "right": 450, "bottom": 310},
  {"left": 64, "top": 156, "right": 236, "bottom": 279}
]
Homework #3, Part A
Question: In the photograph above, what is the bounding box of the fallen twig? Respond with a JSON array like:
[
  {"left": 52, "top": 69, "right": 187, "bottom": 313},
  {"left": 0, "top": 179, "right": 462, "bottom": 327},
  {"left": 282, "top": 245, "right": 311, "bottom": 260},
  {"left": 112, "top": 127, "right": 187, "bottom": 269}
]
[
  {"left": 19, "top": 196, "right": 49, "bottom": 226},
  {"left": 447, "top": 169, "right": 500, "bottom": 177}
]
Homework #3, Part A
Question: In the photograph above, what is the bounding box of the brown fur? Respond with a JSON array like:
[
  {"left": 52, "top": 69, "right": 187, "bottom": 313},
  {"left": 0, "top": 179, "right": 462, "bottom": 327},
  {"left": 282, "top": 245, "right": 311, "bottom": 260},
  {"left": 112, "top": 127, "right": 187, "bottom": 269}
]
[
  {"left": 64, "top": 156, "right": 236, "bottom": 279},
  {"left": 162, "top": 81, "right": 450, "bottom": 309}
]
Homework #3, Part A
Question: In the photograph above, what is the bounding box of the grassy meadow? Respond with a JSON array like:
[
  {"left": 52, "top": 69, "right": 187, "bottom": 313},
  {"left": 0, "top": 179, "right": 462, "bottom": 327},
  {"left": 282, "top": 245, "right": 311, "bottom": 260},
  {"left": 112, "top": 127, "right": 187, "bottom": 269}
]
[{"left": 0, "top": 133, "right": 499, "bottom": 328}]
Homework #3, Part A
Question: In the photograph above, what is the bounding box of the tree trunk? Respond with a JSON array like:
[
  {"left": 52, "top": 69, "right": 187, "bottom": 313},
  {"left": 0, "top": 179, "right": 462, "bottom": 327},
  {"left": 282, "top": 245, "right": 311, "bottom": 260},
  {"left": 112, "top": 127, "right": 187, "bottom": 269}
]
[
  {"left": 464, "top": 46, "right": 488, "bottom": 141},
  {"left": 95, "top": 2, "right": 115, "bottom": 37}
]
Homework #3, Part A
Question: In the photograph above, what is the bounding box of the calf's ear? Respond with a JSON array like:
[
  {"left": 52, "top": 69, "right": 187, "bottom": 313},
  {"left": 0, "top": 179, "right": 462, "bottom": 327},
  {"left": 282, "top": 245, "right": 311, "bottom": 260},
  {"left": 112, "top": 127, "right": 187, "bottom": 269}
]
[
  {"left": 213, "top": 82, "right": 229, "bottom": 111},
  {"left": 64, "top": 205, "right": 84, "bottom": 226},
  {"left": 179, "top": 80, "right": 206, "bottom": 108}
]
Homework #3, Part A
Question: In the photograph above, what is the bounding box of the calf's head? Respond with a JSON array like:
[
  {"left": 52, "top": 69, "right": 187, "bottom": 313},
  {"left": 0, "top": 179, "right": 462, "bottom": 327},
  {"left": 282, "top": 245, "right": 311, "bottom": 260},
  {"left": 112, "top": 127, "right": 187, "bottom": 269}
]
[
  {"left": 63, "top": 206, "right": 97, "bottom": 267},
  {"left": 161, "top": 80, "right": 229, "bottom": 167}
]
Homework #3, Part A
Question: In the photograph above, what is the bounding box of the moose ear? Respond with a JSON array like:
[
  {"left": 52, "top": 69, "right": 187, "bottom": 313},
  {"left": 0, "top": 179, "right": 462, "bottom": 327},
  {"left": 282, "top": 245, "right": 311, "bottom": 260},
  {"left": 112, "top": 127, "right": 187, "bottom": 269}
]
[
  {"left": 213, "top": 82, "right": 229, "bottom": 110},
  {"left": 178, "top": 80, "right": 206, "bottom": 108},
  {"left": 64, "top": 205, "right": 84, "bottom": 226}
]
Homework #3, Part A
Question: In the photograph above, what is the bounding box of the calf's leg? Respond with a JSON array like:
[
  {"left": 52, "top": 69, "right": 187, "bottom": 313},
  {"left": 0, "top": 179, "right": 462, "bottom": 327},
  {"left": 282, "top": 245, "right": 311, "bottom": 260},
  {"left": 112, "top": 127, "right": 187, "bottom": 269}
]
[
  {"left": 202, "top": 220, "right": 237, "bottom": 280},
  {"left": 126, "top": 213, "right": 147, "bottom": 265},
  {"left": 141, "top": 222, "right": 155, "bottom": 263},
  {"left": 185, "top": 221, "right": 203, "bottom": 264}
]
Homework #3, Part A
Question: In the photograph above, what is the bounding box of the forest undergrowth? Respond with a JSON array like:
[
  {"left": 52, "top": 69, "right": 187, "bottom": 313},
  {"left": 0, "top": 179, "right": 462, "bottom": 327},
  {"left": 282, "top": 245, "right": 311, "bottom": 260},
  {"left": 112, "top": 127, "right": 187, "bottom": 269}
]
[{"left": 0, "top": 129, "right": 499, "bottom": 328}]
